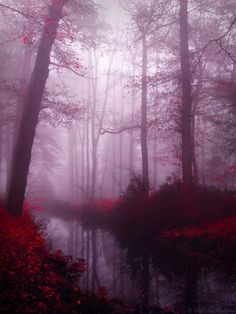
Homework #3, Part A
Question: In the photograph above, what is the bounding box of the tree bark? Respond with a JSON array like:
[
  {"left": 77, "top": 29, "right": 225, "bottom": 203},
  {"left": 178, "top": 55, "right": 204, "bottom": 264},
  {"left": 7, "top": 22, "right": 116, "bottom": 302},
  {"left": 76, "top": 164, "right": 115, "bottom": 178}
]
[
  {"left": 6, "top": 0, "right": 68, "bottom": 215},
  {"left": 141, "top": 34, "right": 149, "bottom": 186},
  {"left": 119, "top": 73, "right": 124, "bottom": 193},
  {"left": 0, "top": 123, "right": 2, "bottom": 187},
  {"left": 179, "top": 0, "right": 193, "bottom": 189}
]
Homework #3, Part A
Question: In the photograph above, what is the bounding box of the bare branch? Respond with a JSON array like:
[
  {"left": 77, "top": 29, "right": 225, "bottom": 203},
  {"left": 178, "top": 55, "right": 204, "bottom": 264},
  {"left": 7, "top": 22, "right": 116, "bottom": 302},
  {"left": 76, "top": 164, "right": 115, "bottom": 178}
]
[
  {"left": 192, "top": 17, "right": 236, "bottom": 72},
  {"left": 0, "top": 3, "right": 29, "bottom": 18},
  {"left": 0, "top": 2, "right": 43, "bottom": 25},
  {"left": 100, "top": 124, "right": 141, "bottom": 135},
  {"left": 50, "top": 61, "right": 96, "bottom": 79}
]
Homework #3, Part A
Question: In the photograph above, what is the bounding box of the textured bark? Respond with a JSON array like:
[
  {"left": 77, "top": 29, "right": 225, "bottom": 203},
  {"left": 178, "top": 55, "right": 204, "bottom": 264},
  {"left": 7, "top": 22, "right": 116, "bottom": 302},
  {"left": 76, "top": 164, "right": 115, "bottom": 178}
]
[
  {"left": 179, "top": 0, "right": 193, "bottom": 189},
  {"left": 6, "top": 0, "right": 68, "bottom": 215}
]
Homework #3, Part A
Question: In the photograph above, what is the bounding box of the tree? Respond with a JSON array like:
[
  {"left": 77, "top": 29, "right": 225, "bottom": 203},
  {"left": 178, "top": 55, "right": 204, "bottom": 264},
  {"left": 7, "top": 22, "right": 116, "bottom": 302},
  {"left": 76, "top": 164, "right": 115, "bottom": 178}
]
[
  {"left": 179, "top": 0, "right": 193, "bottom": 189},
  {"left": 6, "top": 0, "right": 69, "bottom": 216},
  {"left": 6, "top": 0, "right": 96, "bottom": 216}
]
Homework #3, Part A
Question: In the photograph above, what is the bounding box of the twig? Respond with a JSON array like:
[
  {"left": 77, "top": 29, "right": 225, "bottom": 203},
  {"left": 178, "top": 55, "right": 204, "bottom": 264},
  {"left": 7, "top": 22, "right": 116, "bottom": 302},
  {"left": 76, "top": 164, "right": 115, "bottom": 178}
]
[{"left": 192, "top": 17, "right": 236, "bottom": 72}]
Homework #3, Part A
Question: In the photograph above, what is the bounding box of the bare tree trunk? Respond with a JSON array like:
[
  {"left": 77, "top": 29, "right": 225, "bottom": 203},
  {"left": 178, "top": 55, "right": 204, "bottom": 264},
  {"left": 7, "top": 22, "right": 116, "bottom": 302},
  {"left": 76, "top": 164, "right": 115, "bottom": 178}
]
[
  {"left": 129, "top": 53, "right": 136, "bottom": 177},
  {"left": 89, "top": 49, "right": 100, "bottom": 293},
  {"left": 14, "top": 43, "right": 34, "bottom": 145},
  {"left": 192, "top": 63, "right": 204, "bottom": 184},
  {"left": 5, "top": 126, "right": 12, "bottom": 185},
  {"left": 86, "top": 111, "right": 90, "bottom": 198},
  {"left": 141, "top": 34, "right": 149, "bottom": 186},
  {"left": 192, "top": 106, "right": 198, "bottom": 183},
  {"left": 200, "top": 115, "right": 206, "bottom": 185},
  {"left": 129, "top": 91, "right": 135, "bottom": 177},
  {"left": 112, "top": 79, "right": 117, "bottom": 196},
  {"left": 179, "top": 0, "right": 193, "bottom": 189},
  {"left": 153, "top": 137, "right": 158, "bottom": 189},
  {"left": 0, "top": 123, "right": 2, "bottom": 187},
  {"left": 90, "top": 49, "right": 98, "bottom": 200},
  {"left": 69, "top": 126, "right": 76, "bottom": 199},
  {"left": 119, "top": 73, "right": 124, "bottom": 192},
  {"left": 74, "top": 125, "right": 79, "bottom": 199},
  {"left": 80, "top": 119, "right": 85, "bottom": 197},
  {"left": 6, "top": 0, "right": 68, "bottom": 215}
]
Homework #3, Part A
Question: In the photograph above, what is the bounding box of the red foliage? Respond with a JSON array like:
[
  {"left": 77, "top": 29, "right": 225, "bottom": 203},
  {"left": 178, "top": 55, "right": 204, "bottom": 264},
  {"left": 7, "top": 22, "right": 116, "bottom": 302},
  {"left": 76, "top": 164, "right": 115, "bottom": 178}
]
[
  {"left": 163, "top": 216, "right": 236, "bottom": 241},
  {"left": 158, "top": 216, "right": 236, "bottom": 273},
  {"left": 0, "top": 206, "right": 85, "bottom": 313}
]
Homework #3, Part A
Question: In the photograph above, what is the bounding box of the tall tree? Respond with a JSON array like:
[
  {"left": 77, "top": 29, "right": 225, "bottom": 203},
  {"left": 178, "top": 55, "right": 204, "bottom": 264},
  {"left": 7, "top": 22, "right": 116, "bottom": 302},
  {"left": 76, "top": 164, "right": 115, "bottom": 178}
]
[
  {"left": 179, "top": 0, "right": 193, "bottom": 188},
  {"left": 6, "top": 0, "right": 68, "bottom": 215}
]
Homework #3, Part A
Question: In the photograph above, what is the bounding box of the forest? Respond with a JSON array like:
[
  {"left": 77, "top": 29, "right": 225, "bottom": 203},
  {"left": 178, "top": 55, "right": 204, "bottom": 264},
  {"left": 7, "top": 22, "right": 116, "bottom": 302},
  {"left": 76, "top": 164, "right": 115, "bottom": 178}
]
[{"left": 0, "top": 0, "right": 235, "bottom": 313}]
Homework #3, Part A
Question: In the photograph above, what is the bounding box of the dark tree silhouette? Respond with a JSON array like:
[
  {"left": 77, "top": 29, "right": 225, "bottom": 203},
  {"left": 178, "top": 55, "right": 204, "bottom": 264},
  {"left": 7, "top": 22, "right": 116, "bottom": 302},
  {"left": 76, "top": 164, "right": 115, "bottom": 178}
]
[
  {"left": 179, "top": 0, "right": 193, "bottom": 188},
  {"left": 6, "top": 0, "right": 68, "bottom": 215}
]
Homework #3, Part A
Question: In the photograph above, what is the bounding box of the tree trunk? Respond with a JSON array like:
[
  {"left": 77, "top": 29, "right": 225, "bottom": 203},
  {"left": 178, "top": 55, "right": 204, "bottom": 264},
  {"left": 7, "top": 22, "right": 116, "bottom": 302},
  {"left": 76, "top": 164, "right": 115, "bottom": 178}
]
[
  {"left": 74, "top": 125, "right": 79, "bottom": 199},
  {"left": 192, "top": 105, "right": 199, "bottom": 183},
  {"left": 112, "top": 79, "right": 116, "bottom": 196},
  {"left": 86, "top": 111, "right": 90, "bottom": 198},
  {"left": 0, "top": 123, "right": 2, "bottom": 187},
  {"left": 80, "top": 119, "right": 85, "bottom": 197},
  {"left": 90, "top": 49, "right": 98, "bottom": 200},
  {"left": 129, "top": 52, "right": 136, "bottom": 177},
  {"left": 141, "top": 34, "right": 149, "bottom": 186},
  {"left": 179, "top": 0, "right": 193, "bottom": 189},
  {"left": 6, "top": 0, "right": 68, "bottom": 215},
  {"left": 119, "top": 73, "right": 124, "bottom": 192},
  {"left": 153, "top": 137, "right": 158, "bottom": 189}
]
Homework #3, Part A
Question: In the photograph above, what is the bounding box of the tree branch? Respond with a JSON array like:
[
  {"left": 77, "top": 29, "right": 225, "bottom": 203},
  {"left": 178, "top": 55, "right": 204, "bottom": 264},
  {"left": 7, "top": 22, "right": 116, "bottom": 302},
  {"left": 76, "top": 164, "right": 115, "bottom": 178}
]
[
  {"left": 0, "top": 3, "right": 42, "bottom": 24},
  {"left": 192, "top": 17, "right": 236, "bottom": 72},
  {"left": 100, "top": 124, "right": 140, "bottom": 135},
  {"left": 50, "top": 61, "right": 96, "bottom": 79}
]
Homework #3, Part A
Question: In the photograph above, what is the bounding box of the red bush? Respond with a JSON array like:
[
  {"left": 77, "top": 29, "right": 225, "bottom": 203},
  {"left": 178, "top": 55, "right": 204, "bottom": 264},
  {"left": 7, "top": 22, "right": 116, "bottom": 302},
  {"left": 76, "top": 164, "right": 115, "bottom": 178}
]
[{"left": 0, "top": 207, "right": 85, "bottom": 313}]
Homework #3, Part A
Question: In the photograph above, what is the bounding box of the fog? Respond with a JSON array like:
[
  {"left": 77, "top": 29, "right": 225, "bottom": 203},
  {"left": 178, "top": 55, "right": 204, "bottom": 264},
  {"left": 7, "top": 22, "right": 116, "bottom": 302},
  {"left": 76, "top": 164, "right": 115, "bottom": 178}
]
[{"left": 0, "top": 0, "right": 235, "bottom": 312}]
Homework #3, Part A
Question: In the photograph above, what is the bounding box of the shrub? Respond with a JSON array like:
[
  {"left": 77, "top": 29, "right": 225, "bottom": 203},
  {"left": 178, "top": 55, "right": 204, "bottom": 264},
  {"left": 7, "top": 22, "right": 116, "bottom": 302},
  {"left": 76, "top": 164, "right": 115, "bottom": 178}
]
[{"left": 0, "top": 206, "right": 85, "bottom": 313}]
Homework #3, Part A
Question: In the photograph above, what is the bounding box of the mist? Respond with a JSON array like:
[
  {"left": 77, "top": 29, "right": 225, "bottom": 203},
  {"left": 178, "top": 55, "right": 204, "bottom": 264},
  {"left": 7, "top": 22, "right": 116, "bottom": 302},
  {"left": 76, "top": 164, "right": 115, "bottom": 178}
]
[{"left": 0, "top": 0, "right": 235, "bottom": 313}]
